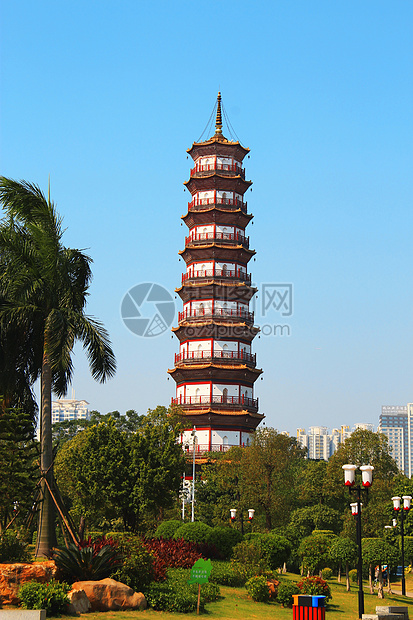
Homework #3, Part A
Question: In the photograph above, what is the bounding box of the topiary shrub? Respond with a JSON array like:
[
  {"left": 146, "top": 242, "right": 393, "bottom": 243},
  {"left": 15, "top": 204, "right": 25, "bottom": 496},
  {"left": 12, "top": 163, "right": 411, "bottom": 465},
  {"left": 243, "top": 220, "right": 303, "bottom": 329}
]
[
  {"left": 321, "top": 567, "right": 333, "bottom": 580},
  {"left": 208, "top": 526, "right": 242, "bottom": 560},
  {"left": 257, "top": 534, "right": 291, "bottom": 570},
  {"left": 349, "top": 568, "right": 358, "bottom": 583},
  {"left": 19, "top": 580, "right": 71, "bottom": 615},
  {"left": 173, "top": 521, "right": 213, "bottom": 544},
  {"left": 297, "top": 576, "right": 332, "bottom": 601},
  {"left": 0, "top": 530, "right": 30, "bottom": 563},
  {"left": 246, "top": 575, "right": 270, "bottom": 602},
  {"left": 210, "top": 561, "right": 245, "bottom": 587},
  {"left": 277, "top": 581, "right": 300, "bottom": 607},
  {"left": 154, "top": 520, "right": 183, "bottom": 539}
]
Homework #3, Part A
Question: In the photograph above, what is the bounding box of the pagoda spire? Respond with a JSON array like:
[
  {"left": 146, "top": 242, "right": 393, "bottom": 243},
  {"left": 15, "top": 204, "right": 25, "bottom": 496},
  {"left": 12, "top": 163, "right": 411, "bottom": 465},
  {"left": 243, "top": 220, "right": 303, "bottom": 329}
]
[{"left": 214, "top": 91, "right": 223, "bottom": 135}]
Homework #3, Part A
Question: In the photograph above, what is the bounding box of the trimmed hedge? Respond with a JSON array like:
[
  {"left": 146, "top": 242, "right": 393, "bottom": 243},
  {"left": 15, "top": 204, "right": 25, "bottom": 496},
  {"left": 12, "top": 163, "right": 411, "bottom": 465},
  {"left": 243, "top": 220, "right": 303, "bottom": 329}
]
[
  {"left": 154, "top": 520, "right": 183, "bottom": 539},
  {"left": 173, "top": 521, "right": 213, "bottom": 544},
  {"left": 208, "top": 527, "right": 242, "bottom": 559}
]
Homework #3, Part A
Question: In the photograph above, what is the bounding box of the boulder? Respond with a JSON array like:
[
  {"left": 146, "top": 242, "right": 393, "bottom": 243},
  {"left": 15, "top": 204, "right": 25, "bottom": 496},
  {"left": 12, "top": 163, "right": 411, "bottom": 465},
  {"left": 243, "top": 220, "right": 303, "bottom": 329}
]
[
  {"left": 71, "top": 578, "right": 147, "bottom": 611},
  {"left": 0, "top": 562, "right": 57, "bottom": 606},
  {"left": 67, "top": 589, "right": 91, "bottom": 614}
]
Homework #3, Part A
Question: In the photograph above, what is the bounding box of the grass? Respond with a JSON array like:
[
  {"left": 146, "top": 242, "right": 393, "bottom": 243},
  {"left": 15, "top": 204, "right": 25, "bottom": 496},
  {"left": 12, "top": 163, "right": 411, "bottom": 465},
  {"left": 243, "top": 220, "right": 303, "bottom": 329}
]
[{"left": 46, "top": 572, "right": 413, "bottom": 620}]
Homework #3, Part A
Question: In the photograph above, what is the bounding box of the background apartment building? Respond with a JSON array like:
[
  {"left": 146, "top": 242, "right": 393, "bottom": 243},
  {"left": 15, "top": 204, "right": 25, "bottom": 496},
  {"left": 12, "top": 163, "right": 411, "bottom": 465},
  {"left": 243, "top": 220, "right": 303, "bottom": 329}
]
[{"left": 52, "top": 398, "right": 90, "bottom": 424}]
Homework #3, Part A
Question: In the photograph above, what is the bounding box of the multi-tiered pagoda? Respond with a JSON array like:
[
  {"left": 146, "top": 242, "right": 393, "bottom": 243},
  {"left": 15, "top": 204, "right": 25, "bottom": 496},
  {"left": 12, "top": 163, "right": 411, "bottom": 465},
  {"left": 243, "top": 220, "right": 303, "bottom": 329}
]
[{"left": 169, "top": 93, "right": 264, "bottom": 453}]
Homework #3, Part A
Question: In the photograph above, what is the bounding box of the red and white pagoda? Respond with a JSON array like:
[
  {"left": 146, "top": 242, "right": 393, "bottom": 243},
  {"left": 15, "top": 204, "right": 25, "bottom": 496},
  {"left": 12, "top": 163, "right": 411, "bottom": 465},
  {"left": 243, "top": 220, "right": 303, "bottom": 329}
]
[{"left": 169, "top": 93, "right": 264, "bottom": 453}]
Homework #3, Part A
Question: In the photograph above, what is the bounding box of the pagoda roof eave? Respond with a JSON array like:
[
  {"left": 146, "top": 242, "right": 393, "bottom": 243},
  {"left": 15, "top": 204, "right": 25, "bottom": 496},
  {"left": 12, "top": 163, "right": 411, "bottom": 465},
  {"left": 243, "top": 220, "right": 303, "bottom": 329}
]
[
  {"left": 187, "top": 136, "right": 250, "bottom": 160},
  {"left": 184, "top": 174, "right": 252, "bottom": 191}
]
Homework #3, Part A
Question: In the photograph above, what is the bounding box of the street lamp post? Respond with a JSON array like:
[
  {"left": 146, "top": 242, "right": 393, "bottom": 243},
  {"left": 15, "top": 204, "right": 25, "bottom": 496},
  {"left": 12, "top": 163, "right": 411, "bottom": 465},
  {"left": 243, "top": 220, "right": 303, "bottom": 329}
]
[
  {"left": 391, "top": 495, "right": 411, "bottom": 596},
  {"left": 343, "top": 464, "right": 374, "bottom": 620},
  {"left": 230, "top": 508, "right": 255, "bottom": 531}
]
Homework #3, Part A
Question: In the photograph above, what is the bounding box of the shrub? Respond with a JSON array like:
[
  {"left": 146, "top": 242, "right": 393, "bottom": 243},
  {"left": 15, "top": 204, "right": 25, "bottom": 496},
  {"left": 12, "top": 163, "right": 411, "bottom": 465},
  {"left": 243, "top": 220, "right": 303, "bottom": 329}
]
[
  {"left": 208, "top": 527, "right": 242, "bottom": 560},
  {"left": 297, "top": 576, "right": 332, "bottom": 601},
  {"left": 196, "top": 581, "right": 220, "bottom": 603},
  {"left": 53, "top": 538, "right": 122, "bottom": 582},
  {"left": 210, "top": 561, "right": 245, "bottom": 587},
  {"left": 19, "top": 580, "right": 71, "bottom": 615},
  {"left": 257, "top": 534, "right": 291, "bottom": 570},
  {"left": 111, "top": 546, "right": 155, "bottom": 591},
  {"left": 349, "top": 568, "right": 358, "bottom": 583},
  {"left": 321, "top": 567, "right": 333, "bottom": 580},
  {"left": 143, "top": 537, "right": 203, "bottom": 570},
  {"left": 154, "top": 520, "right": 183, "bottom": 539},
  {"left": 277, "top": 581, "right": 300, "bottom": 607},
  {"left": 243, "top": 532, "right": 264, "bottom": 541},
  {"left": 246, "top": 575, "right": 270, "bottom": 603},
  {"left": 231, "top": 540, "right": 268, "bottom": 582},
  {"left": 0, "top": 530, "right": 30, "bottom": 563},
  {"left": 145, "top": 580, "right": 202, "bottom": 613},
  {"left": 173, "top": 521, "right": 213, "bottom": 544}
]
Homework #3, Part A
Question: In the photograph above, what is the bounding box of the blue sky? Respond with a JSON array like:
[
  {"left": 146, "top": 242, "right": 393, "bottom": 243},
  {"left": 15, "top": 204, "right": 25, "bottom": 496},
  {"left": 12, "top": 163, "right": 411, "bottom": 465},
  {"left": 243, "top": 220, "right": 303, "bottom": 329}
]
[{"left": 1, "top": 0, "right": 412, "bottom": 435}]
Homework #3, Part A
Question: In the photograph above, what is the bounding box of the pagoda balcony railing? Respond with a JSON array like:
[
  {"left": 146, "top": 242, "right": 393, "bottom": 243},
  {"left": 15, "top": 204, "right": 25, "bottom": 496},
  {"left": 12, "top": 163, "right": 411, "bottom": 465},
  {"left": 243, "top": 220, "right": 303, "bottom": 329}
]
[
  {"left": 171, "top": 395, "right": 258, "bottom": 411},
  {"left": 188, "top": 197, "right": 247, "bottom": 213},
  {"left": 174, "top": 350, "right": 256, "bottom": 364},
  {"left": 190, "top": 163, "right": 245, "bottom": 178},
  {"left": 183, "top": 443, "right": 248, "bottom": 455},
  {"left": 178, "top": 307, "right": 254, "bottom": 322},
  {"left": 185, "top": 231, "right": 249, "bottom": 248},
  {"left": 182, "top": 269, "right": 251, "bottom": 284}
]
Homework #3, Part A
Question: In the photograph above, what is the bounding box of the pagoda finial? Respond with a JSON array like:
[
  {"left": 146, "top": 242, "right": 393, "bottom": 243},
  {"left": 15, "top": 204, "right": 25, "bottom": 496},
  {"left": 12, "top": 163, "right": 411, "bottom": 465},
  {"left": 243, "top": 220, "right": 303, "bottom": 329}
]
[{"left": 215, "top": 91, "right": 223, "bottom": 135}]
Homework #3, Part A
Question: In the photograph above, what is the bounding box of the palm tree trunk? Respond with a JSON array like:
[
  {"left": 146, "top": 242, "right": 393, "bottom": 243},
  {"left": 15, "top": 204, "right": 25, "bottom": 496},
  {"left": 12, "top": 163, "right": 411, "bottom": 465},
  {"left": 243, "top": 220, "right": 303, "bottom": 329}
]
[{"left": 36, "top": 352, "right": 56, "bottom": 557}]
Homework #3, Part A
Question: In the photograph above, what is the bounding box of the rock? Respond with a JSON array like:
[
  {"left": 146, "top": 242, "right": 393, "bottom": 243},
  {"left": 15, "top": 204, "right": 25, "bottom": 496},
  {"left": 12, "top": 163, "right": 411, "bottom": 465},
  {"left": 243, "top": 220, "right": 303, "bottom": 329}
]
[
  {"left": 0, "top": 562, "right": 57, "bottom": 606},
  {"left": 67, "top": 589, "right": 91, "bottom": 614},
  {"left": 71, "top": 578, "right": 147, "bottom": 611}
]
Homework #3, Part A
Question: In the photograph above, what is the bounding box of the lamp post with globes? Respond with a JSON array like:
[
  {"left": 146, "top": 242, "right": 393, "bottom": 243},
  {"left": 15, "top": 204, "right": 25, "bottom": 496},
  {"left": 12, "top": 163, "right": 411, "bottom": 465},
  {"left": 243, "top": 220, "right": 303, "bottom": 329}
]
[
  {"left": 391, "top": 495, "right": 411, "bottom": 596},
  {"left": 230, "top": 508, "right": 255, "bottom": 534},
  {"left": 342, "top": 464, "right": 374, "bottom": 619}
]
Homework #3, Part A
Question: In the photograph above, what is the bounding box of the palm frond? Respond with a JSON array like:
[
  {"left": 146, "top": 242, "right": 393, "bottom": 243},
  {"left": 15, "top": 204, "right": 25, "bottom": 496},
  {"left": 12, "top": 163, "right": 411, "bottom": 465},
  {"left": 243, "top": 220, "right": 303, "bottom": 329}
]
[{"left": 75, "top": 314, "right": 117, "bottom": 382}]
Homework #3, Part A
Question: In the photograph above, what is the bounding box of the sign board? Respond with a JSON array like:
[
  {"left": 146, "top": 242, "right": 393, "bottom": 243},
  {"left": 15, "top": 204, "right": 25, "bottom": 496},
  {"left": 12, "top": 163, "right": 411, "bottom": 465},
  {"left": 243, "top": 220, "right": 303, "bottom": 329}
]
[{"left": 188, "top": 558, "right": 212, "bottom": 584}]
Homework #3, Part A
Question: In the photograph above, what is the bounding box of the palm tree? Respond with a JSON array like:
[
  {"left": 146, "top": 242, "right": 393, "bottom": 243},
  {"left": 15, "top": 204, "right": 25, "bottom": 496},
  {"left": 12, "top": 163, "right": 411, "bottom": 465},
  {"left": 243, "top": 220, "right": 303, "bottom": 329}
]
[{"left": 0, "top": 177, "right": 116, "bottom": 556}]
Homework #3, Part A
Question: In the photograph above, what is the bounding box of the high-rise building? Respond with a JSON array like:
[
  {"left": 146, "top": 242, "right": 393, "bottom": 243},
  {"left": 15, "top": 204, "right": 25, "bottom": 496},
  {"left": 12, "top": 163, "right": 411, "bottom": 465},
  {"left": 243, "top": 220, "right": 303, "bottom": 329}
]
[
  {"left": 297, "top": 423, "right": 375, "bottom": 461},
  {"left": 51, "top": 399, "right": 90, "bottom": 424},
  {"left": 378, "top": 405, "right": 412, "bottom": 476},
  {"left": 169, "top": 93, "right": 264, "bottom": 453}
]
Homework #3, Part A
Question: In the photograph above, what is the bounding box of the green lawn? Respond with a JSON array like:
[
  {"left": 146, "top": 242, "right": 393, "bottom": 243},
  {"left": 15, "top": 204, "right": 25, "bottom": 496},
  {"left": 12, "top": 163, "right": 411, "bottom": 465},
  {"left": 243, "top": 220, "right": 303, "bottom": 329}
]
[{"left": 49, "top": 573, "right": 413, "bottom": 620}]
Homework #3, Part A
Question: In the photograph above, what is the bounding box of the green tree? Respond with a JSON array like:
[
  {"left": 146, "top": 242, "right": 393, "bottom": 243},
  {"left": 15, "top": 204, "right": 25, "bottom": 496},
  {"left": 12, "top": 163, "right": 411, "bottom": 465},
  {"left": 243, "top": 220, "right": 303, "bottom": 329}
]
[
  {"left": 297, "top": 460, "right": 329, "bottom": 506},
  {"left": 325, "top": 430, "right": 399, "bottom": 538},
  {"left": 52, "top": 409, "right": 143, "bottom": 448},
  {"left": 55, "top": 406, "right": 185, "bottom": 533},
  {"left": 289, "top": 505, "right": 343, "bottom": 539},
  {"left": 362, "top": 538, "right": 400, "bottom": 598},
  {"left": 329, "top": 536, "right": 357, "bottom": 591},
  {"left": 0, "top": 178, "right": 116, "bottom": 556},
  {"left": 240, "top": 428, "right": 306, "bottom": 530},
  {"left": 0, "top": 400, "right": 37, "bottom": 532},
  {"left": 298, "top": 531, "right": 336, "bottom": 576},
  {"left": 403, "top": 537, "right": 413, "bottom": 565},
  {"left": 195, "top": 447, "right": 244, "bottom": 527}
]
